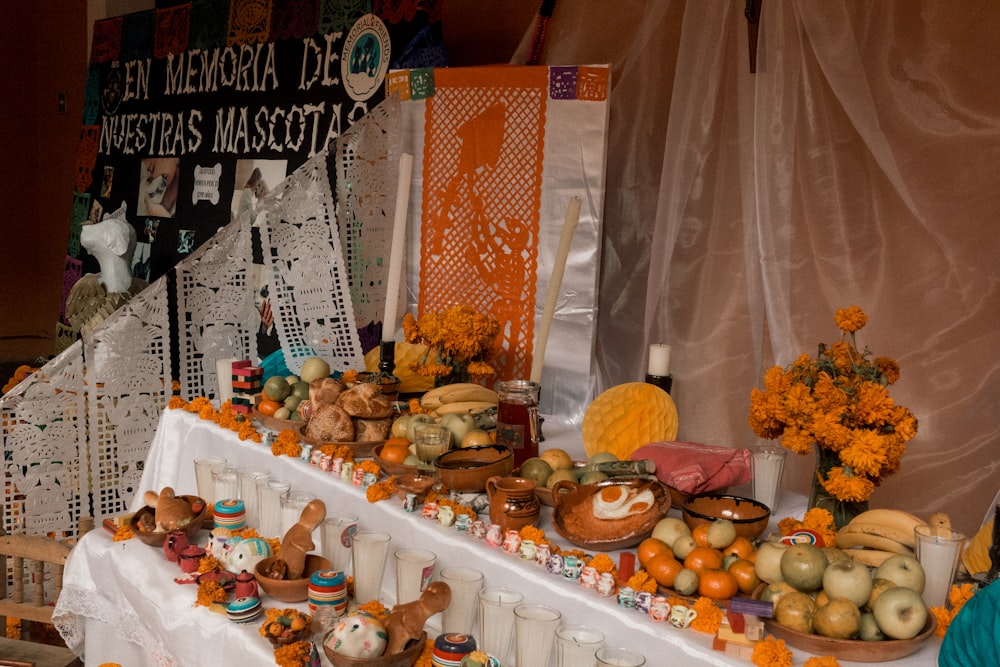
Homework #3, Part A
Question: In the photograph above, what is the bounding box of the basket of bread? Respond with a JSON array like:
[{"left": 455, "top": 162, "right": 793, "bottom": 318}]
[{"left": 296, "top": 377, "right": 393, "bottom": 457}]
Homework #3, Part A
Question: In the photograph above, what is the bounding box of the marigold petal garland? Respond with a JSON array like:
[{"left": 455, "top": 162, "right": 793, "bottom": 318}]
[{"left": 749, "top": 307, "right": 918, "bottom": 528}]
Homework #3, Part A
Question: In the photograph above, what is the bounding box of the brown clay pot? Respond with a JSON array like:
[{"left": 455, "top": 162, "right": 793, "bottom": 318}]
[{"left": 486, "top": 475, "right": 540, "bottom": 533}]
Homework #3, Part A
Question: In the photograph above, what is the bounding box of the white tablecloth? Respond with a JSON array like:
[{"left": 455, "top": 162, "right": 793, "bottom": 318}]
[{"left": 53, "top": 408, "right": 942, "bottom": 666}]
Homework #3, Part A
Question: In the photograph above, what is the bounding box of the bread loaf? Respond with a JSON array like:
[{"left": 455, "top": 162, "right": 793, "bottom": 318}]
[
  {"left": 304, "top": 403, "right": 355, "bottom": 442},
  {"left": 336, "top": 382, "right": 392, "bottom": 419},
  {"left": 309, "top": 377, "right": 346, "bottom": 408},
  {"left": 355, "top": 417, "right": 391, "bottom": 442}
]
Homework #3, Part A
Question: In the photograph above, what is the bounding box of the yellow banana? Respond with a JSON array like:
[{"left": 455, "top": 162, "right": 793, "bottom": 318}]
[
  {"left": 838, "top": 520, "right": 919, "bottom": 550},
  {"left": 835, "top": 526, "right": 914, "bottom": 554},
  {"left": 846, "top": 509, "right": 927, "bottom": 539},
  {"left": 431, "top": 401, "right": 499, "bottom": 416},
  {"left": 840, "top": 548, "right": 898, "bottom": 567},
  {"left": 420, "top": 383, "right": 498, "bottom": 410}
]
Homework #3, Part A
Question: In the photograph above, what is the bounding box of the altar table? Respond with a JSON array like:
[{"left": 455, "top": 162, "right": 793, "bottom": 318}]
[{"left": 53, "top": 409, "right": 941, "bottom": 666}]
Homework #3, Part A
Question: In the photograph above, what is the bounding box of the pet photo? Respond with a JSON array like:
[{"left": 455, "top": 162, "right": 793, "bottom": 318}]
[{"left": 137, "top": 156, "right": 180, "bottom": 218}]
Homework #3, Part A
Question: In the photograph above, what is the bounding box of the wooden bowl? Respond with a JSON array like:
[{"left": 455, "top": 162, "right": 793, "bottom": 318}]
[
  {"left": 374, "top": 442, "right": 419, "bottom": 476},
  {"left": 296, "top": 424, "right": 382, "bottom": 458},
  {"left": 129, "top": 495, "right": 208, "bottom": 547},
  {"left": 254, "top": 554, "right": 332, "bottom": 603},
  {"left": 681, "top": 493, "right": 770, "bottom": 540},
  {"left": 762, "top": 614, "right": 936, "bottom": 662},
  {"left": 551, "top": 478, "right": 671, "bottom": 551},
  {"left": 252, "top": 402, "right": 301, "bottom": 432},
  {"left": 323, "top": 631, "right": 426, "bottom": 667},
  {"left": 434, "top": 445, "right": 514, "bottom": 493}
]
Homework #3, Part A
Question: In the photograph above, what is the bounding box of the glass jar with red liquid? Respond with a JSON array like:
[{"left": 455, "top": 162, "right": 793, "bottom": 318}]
[{"left": 495, "top": 380, "right": 541, "bottom": 469}]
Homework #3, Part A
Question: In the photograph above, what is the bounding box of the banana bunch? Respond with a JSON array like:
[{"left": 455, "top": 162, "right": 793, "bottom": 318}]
[
  {"left": 420, "top": 382, "right": 499, "bottom": 416},
  {"left": 837, "top": 509, "right": 938, "bottom": 567}
]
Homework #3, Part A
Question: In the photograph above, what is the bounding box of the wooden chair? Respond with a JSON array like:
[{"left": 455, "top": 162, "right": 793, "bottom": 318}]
[{"left": 0, "top": 531, "right": 82, "bottom": 667}]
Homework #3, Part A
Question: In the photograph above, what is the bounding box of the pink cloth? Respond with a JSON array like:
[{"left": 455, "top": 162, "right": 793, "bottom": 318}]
[{"left": 630, "top": 441, "right": 752, "bottom": 495}]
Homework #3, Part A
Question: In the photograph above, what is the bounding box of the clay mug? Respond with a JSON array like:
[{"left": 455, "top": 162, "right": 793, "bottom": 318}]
[
  {"left": 437, "top": 505, "right": 456, "bottom": 527},
  {"left": 163, "top": 530, "right": 190, "bottom": 563},
  {"left": 485, "top": 475, "right": 540, "bottom": 533},
  {"left": 234, "top": 569, "right": 258, "bottom": 599},
  {"left": 179, "top": 544, "right": 206, "bottom": 573}
]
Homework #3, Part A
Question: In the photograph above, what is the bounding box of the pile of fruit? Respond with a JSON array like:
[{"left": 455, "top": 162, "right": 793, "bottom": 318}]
[{"left": 256, "top": 357, "right": 332, "bottom": 422}]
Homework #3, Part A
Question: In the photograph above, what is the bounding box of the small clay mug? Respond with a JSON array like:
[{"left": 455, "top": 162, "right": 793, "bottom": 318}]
[
  {"left": 179, "top": 544, "right": 206, "bottom": 573},
  {"left": 234, "top": 570, "right": 258, "bottom": 599},
  {"left": 163, "top": 530, "right": 190, "bottom": 563}
]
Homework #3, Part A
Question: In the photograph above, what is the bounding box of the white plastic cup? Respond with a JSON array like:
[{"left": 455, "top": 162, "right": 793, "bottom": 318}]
[
  {"left": 320, "top": 513, "right": 358, "bottom": 576},
  {"left": 751, "top": 443, "right": 787, "bottom": 512},
  {"left": 351, "top": 531, "right": 391, "bottom": 604},
  {"left": 255, "top": 476, "right": 291, "bottom": 538}
]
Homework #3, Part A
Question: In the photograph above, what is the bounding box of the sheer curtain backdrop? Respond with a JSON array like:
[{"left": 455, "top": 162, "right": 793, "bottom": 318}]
[{"left": 516, "top": 0, "right": 1000, "bottom": 539}]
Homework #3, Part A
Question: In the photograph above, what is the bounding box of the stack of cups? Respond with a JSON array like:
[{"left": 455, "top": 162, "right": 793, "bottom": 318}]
[
  {"left": 213, "top": 498, "right": 247, "bottom": 530},
  {"left": 308, "top": 570, "right": 349, "bottom": 616}
]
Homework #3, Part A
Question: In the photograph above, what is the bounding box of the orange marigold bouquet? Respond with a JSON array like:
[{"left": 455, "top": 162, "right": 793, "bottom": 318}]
[
  {"left": 748, "top": 306, "right": 918, "bottom": 526},
  {"left": 402, "top": 305, "right": 499, "bottom": 383}
]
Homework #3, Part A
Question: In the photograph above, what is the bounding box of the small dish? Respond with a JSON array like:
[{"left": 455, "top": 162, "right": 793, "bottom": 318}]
[
  {"left": 323, "top": 630, "right": 426, "bottom": 667},
  {"left": 129, "top": 495, "right": 208, "bottom": 547},
  {"left": 551, "top": 478, "right": 670, "bottom": 551},
  {"left": 434, "top": 445, "right": 514, "bottom": 493},
  {"left": 680, "top": 493, "right": 770, "bottom": 540},
  {"left": 394, "top": 474, "right": 435, "bottom": 503}
]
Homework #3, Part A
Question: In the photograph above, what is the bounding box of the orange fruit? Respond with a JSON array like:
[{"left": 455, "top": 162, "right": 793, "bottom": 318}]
[
  {"left": 727, "top": 557, "right": 762, "bottom": 595},
  {"left": 257, "top": 398, "right": 281, "bottom": 416},
  {"left": 379, "top": 443, "right": 410, "bottom": 464},
  {"left": 637, "top": 537, "right": 672, "bottom": 568},
  {"left": 683, "top": 546, "right": 724, "bottom": 574},
  {"left": 722, "top": 536, "right": 755, "bottom": 561},
  {"left": 698, "top": 568, "right": 739, "bottom": 600},
  {"left": 692, "top": 523, "right": 711, "bottom": 548},
  {"left": 644, "top": 553, "right": 684, "bottom": 589}
]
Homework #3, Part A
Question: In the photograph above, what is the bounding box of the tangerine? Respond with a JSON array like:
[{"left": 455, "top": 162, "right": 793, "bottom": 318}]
[
  {"left": 727, "top": 557, "right": 761, "bottom": 595},
  {"left": 698, "top": 568, "right": 739, "bottom": 600},
  {"left": 683, "top": 546, "right": 724, "bottom": 574},
  {"left": 637, "top": 537, "right": 672, "bottom": 568},
  {"left": 379, "top": 443, "right": 411, "bottom": 464},
  {"left": 257, "top": 398, "right": 281, "bottom": 416},
  {"left": 691, "top": 523, "right": 711, "bottom": 548},
  {"left": 722, "top": 536, "right": 755, "bottom": 561},
  {"left": 645, "top": 553, "right": 684, "bottom": 589}
]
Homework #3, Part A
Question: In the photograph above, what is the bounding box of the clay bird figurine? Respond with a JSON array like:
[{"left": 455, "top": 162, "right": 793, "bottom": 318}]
[
  {"left": 383, "top": 581, "right": 452, "bottom": 655},
  {"left": 277, "top": 498, "right": 326, "bottom": 579}
]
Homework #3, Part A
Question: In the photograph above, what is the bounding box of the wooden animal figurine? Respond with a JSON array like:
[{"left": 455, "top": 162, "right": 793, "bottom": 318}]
[
  {"left": 142, "top": 486, "right": 195, "bottom": 532},
  {"left": 383, "top": 581, "right": 452, "bottom": 655},
  {"left": 278, "top": 498, "right": 326, "bottom": 579}
]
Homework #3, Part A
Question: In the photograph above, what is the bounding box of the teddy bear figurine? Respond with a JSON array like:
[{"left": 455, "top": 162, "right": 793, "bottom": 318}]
[
  {"left": 277, "top": 498, "right": 327, "bottom": 580},
  {"left": 142, "top": 486, "right": 196, "bottom": 533}
]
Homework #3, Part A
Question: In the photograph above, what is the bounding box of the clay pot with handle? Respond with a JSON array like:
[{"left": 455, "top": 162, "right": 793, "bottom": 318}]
[
  {"left": 485, "top": 475, "right": 540, "bottom": 534},
  {"left": 163, "top": 530, "right": 190, "bottom": 563}
]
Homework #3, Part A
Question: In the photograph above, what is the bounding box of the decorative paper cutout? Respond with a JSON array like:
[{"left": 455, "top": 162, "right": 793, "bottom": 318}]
[
  {"left": 375, "top": 0, "right": 443, "bottom": 25},
  {"left": 189, "top": 0, "right": 229, "bottom": 50},
  {"left": 419, "top": 67, "right": 548, "bottom": 380},
  {"left": 336, "top": 95, "right": 400, "bottom": 345},
  {"left": 271, "top": 0, "right": 320, "bottom": 40},
  {"left": 91, "top": 17, "right": 123, "bottom": 63},
  {"left": 319, "top": 0, "right": 368, "bottom": 34},
  {"left": 193, "top": 163, "right": 223, "bottom": 205},
  {"left": 228, "top": 0, "right": 273, "bottom": 46},
  {"left": 576, "top": 65, "right": 610, "bottom": 101},
  {"left": 154, "top": 4, "right": 191, "bottom": 58},
  {"left": 75, "top": 126, "right": 100, "bottom": 194},
  {"left": 121, "top": 10, "right": 156, "bottom": 62}
]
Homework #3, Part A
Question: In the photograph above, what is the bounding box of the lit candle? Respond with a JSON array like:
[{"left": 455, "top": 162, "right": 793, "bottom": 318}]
[
  {"left": 382, "top": 153, "right": 413, "bottom": 342},
  {"left": 648, "top": 344, "right": 671, "bottom": 377}
]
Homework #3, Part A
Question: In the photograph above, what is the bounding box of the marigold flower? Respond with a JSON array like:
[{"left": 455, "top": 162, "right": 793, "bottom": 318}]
[
  {"left": 834, "top": 305, "right": 868, "bottom": 333},
  {"left": 690, "top": 596, "right": 723, "bottom": 633},
  {"left": 751, "top": 636, "right": 793, "bottom": 667},
  {"left": 804, "top": 657, "right": 841, "bottom": 667}
]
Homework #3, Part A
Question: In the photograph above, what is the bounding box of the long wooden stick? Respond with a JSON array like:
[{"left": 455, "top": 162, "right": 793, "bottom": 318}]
[{"left": 530, "top": 196, "right": 582, "bottom": 384}]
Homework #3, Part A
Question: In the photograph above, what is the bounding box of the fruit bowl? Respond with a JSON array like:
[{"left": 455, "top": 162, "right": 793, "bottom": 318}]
[
  {"left": 551, "top": 478, "right": 671, "bottom": 551},
  {"left": 762, "top": 614, "right": 936, "bottom": 662},
  {"left": 435, "top": 444, "right": 514, "bottom": 493},
  {"left": 373, "top": 442, "right": 419, "bottom": 476},
  {"left": 129, "top": 495, "right": 208, "bottom": 547},
  {"left": 252, "top": 400, "right": 301, "bottom": 431},
  {"left": 680, "top": 493, "right": 770, "bottom": 540}
]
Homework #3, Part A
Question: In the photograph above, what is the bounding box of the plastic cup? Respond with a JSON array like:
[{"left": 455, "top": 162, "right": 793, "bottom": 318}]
[
  {"left": 595, "top": 647, "right": 646, "bottom": 666},
  {"left": 255, "top": 476, "right": 290, "bottom": 538},
  {"left": 351, "top": 531, "right": 391, "bottom": 604},
  {"left": 751, "top": 443, "right": 787, "bottom": 512},
  {"left": 513, "top": 603, "right": 561, "bottom": 667},
  {"left": 914, "top": 524, "right": 966, "bottom": 608}
]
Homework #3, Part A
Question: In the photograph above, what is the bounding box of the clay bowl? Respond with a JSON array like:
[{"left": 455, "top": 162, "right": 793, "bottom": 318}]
[
  {"left": 394, "top": 473, "right": 435, "bottom": 503},
  {"left": 762, "top": 610, "right": 935, "bottom": 662},
  {"left": 252, "top": 400, "right": 301, "bottom": 431},
  {"left": 680, "top": 493, "right": 770, "bottom": 540},
  {"left": 551, "top": 478, "right": 671, "bottom": 551},
  {"left": 254, "top": 554, "right": 332, "bottom": 603},
  {"left": 434, "top": 444, "right": 514, "bottom": 493},
  {"left": 323, "top": 631, "right": 426, "bottom": 667},
  {"left": 129, "top": 495, "right": 208, "bottom": 547},
  {"left": 374, "top": 442, "right": 419, "bottom": 476}
]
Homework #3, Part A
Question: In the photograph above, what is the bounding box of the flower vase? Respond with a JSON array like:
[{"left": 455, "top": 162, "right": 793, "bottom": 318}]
[{"left": 809, "top": 446, "right": 868, "bottom": 530}]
